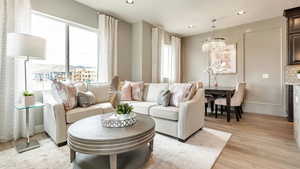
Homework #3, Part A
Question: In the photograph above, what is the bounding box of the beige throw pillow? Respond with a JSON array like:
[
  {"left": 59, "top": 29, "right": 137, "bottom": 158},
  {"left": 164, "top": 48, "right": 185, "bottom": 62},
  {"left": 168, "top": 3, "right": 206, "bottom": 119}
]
[
  {"left": 170, "top": 83, "right": 193, "bottom": 107},
  {"left": 120, "top": 81, "right": 132, "bottom": 101},
  {"left": 131, "top": 81, "right": 144, "bottom": 101},
  {"left": 52, "top": 81, "right": 77, "bottom": 111}
]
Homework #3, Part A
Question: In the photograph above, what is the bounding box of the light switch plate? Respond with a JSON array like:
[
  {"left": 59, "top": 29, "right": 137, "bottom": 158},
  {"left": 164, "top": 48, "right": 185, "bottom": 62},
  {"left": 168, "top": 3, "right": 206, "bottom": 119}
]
[{"left": 262, "top": 74, "right": 270, "bottom": 79}]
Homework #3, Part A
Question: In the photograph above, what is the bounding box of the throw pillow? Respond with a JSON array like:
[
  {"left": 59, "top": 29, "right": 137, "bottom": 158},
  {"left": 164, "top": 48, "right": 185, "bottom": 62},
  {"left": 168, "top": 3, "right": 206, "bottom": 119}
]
[
  {"left": 51, "top": 80, "right": 77, "bottom": 111},
  {"left": 157, "top": 89, "right": 171, "bottom": 106},
  {"left": 73, "top": 81, "right": 88, "bottom": 93},
  {"left": 120, "top": 81, "right": 132, "bottom": 101},
  {"left": 88, "top": 83, "right": 112, "bottom": 103},
  {"left": 169, "top": 83, "right": 193, "bottom": 107},
  {"left": 77, "top": 91, "right": 96, "bottom": 107},
  {"left": 183, "top": 84, "right": 197, "bottom": 102},
  {"left": 131, "top": 81, "right": 144, "bottom": 101}
]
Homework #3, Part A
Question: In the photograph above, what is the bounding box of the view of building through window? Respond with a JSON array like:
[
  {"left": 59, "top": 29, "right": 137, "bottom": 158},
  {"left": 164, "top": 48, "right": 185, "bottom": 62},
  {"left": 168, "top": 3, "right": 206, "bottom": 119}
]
[
  {"left": 69, "top": 25, "right": 98, "bottom": 83},
  {"left": 29, "top": 13, "right": 98, "bottom": 90}
]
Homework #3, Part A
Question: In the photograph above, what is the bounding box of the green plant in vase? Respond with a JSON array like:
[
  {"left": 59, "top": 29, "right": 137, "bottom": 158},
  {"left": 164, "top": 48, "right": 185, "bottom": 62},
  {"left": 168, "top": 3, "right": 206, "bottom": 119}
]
[
  {"left": 23, "top": 91, "right": 34, "bottom": 96},
  {"left": 297, "top": 70, "right": 300, "bottom": 79},
  {"left": 116, "top": 103, "right": 133, "bottom": 115},
  {"left": 23, "top": 91, "right": 35, "bottom": 107}
]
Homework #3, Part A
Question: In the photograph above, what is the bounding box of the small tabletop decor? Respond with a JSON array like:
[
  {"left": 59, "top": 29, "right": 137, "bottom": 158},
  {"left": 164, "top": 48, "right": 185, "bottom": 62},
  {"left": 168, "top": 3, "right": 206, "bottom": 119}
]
[
  {"left": 102, "top": 104, "right": 137, "bottom": 128},
  {"left": 297, "top": 70, "right": 300, "bottom": 79}
]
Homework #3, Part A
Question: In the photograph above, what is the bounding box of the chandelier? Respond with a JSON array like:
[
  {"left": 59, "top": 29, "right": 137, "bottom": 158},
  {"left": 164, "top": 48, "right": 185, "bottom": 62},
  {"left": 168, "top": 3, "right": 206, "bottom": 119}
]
[{"left": 202, "top": 19, "right": 226, "bottom": 52}]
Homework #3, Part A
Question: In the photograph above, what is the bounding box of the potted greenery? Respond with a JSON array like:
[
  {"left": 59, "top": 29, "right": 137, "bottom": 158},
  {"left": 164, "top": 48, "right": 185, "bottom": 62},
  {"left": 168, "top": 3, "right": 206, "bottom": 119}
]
[
  {"left": 116, "top": 103, "right": 134, "bottom": 119},
  {"left": 297, "top": 70, "right": 300, "bottom": 79},
  {"left": 23, "top": 91, "right": 35, "bottom": 107}
]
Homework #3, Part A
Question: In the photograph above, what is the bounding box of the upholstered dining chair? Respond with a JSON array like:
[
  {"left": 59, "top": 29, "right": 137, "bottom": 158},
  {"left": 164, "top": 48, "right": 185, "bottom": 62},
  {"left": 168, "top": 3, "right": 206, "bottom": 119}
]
[
  {"left": 214, "top": 82, "right": 246, "bottom": 121},
  {"left": 194, "top": 81, "right": 215, "bottom": 116}
]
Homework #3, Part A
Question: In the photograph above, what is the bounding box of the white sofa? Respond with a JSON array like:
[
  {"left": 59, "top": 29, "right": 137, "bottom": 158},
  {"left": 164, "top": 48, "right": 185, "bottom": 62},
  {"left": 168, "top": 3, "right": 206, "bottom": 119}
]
[{"left": 43, "top": 83, "right": 205, "bottom": 145}]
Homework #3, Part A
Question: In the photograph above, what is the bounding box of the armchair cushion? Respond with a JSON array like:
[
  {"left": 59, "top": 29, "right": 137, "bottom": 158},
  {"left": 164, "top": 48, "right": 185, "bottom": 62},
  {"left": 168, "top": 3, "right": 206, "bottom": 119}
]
[
  {"left": 66, "top": 104, "right": 104, "bottom": 123},
  {"left": 120, "top": 101, "right": 157, "bottom": 115},
  {"left": 150, "top": 106, "right": 179, "bottom": 121}
]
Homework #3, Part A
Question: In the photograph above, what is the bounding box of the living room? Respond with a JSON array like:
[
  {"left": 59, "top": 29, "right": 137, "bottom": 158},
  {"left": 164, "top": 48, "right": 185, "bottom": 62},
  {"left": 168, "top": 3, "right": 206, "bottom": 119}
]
[{"left": 1, "top": 0, "right": 300, "bottom": 169}]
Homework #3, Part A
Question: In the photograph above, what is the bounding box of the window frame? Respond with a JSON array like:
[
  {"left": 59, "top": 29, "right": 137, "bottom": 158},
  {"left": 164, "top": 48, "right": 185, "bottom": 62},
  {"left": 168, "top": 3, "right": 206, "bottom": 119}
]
[{"left": 31, "top": 11, "right": 99, "bottom": 82}]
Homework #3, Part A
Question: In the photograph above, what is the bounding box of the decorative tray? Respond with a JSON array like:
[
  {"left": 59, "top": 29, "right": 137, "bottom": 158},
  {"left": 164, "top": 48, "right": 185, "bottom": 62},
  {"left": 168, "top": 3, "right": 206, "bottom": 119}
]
[{"left": 102, "top": 112, "right": 136, "bottom": 128}]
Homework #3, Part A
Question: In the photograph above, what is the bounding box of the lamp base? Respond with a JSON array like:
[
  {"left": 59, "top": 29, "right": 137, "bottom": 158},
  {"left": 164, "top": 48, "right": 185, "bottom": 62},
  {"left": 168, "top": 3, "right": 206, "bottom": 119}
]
[{"left": 15, "top": 140, "right": 40, "bottom": 153}]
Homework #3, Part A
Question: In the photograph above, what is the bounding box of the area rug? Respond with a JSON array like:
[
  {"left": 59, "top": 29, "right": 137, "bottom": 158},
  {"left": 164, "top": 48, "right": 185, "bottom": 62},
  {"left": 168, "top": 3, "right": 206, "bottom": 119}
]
[{"left": 0, "top": 128, "right": 231, "bottom": 169}]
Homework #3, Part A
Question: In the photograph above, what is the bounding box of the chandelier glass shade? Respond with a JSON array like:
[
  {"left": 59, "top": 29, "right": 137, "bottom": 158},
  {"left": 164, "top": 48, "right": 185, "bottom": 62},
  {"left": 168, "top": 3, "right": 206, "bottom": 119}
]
[{"left": 202, "top": 37, "right": 226, "bottom": 52}]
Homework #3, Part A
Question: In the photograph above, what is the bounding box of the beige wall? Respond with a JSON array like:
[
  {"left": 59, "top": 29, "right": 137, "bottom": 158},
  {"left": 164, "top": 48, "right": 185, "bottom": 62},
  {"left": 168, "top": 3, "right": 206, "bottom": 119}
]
[
  {"left": 131, "top": 22, "right": 143, "bottom": 81},
  {"left": 182, "top": 17, "right": 287, "bottom": 116},
  {"left": 31, "top": 0, "right": 98, "bottom": 28},
  {"left": 117, "top": 21, "right": 132, "bottom": 81},
  {"left": 131, "top": 21, "right": 153, "bottom": 82}
]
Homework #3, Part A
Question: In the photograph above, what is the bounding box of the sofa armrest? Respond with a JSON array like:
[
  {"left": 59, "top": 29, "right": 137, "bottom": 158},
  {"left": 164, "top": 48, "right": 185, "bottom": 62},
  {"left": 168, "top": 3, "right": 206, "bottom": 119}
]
[
  {"left": 43, "top": 91, "right": 67, "bottom": 144},
  {"left": 178, "top": 89, "right": 205, "bottom": 140}
]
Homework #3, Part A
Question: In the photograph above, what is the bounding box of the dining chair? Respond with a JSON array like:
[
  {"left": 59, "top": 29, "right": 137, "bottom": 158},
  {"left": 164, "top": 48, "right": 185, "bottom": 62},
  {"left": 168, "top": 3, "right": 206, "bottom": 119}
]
[
  {"left": 195, "top": 82, "right": 215, "bottom": 116},
  {"left": 214, "top": 82, "right": 246, "bottom": 121}
]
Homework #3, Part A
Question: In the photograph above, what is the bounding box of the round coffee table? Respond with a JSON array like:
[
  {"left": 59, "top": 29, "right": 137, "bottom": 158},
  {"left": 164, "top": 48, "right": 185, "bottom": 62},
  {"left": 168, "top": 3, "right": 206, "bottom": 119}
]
[{"left": 67, "top": 113, "right": 155, "bottom": 169}]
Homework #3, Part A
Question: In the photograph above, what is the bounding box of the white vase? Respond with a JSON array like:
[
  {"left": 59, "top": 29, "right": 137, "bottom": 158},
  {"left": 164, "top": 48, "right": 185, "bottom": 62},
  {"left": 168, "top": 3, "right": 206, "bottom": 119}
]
[
  {"left": 297, "top": 74, "right": 300, "bottom": 79},
  {"left": 24, "top": 96, "right": 35, "bottom": 107}
]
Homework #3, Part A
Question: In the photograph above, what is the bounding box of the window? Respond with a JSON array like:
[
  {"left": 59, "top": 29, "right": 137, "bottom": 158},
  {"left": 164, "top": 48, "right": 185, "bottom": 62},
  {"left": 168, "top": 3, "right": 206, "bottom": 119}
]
[
  {"left": 29, "top": 13, "right": 98, "bottom": 90},
  {"left": 69, "top": 26, "right": 98, "bottom": 83},
  {"left": 161, "top": 44, "right": 172, "bottom": 82}
]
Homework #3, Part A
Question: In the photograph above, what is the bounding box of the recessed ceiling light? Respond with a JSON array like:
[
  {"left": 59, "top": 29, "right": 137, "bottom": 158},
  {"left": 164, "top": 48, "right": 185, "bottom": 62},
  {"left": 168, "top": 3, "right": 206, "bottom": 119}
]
[
  {"left": 188, "top": 25, "right": 195, "bottom": 29},
  {"left": 126, "top": 0, "right": 134, "bottom": 5},
  {"left": 237, "top": 10, "right": 246, "bottom": 15}
]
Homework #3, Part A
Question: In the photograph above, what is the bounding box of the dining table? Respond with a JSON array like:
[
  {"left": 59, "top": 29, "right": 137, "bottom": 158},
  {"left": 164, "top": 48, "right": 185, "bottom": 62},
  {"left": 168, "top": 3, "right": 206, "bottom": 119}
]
[{"left": 204, "top": 86, "right": 236, "bottom": 122}]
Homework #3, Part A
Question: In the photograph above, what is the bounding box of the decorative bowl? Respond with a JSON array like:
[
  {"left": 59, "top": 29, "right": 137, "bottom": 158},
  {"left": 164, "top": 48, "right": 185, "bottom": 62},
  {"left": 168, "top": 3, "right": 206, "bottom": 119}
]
[{"left": 102, "top": 112, "right": 136, "bottom": 128}]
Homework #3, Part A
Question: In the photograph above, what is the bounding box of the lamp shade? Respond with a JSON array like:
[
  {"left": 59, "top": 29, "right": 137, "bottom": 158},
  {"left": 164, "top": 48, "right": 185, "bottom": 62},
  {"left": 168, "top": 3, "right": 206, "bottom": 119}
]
[{"left": 7, "top": 33, "right": 46, "bottom": 60}]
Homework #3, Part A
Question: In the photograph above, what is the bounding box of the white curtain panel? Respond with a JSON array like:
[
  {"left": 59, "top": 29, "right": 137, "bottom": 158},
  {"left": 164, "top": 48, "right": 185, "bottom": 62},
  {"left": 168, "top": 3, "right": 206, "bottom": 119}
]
[
  {"left": 152, "top": 27, "right": 163, "bottom": 83},
  {"left": 152, "top": 27, "right": 181, "bottom": 83},
  {"left": 98, "top": 14, "right": 118, "bottom": 83},
  {"left": 0, "top": 0, "right": 33, "bottom": 142},
  {"left": 170, "top": 36, "right": 181, "bottom": 83}
]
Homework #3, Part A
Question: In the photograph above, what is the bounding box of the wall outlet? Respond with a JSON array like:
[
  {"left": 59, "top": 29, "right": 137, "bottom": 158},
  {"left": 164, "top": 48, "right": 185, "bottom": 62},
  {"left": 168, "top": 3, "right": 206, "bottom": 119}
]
[
  {"left": 296, "top": 96, "right": 299, "bottom": 103},
  {"left": 262, "top": 74, "right": 270, "bottom": 79}
]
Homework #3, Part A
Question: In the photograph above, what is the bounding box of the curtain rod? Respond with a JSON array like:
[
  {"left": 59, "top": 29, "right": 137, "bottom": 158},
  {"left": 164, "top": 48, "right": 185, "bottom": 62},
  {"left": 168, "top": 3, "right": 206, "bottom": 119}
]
[{"left": 96, "top": 11, "right": 120, "bottom": 20}]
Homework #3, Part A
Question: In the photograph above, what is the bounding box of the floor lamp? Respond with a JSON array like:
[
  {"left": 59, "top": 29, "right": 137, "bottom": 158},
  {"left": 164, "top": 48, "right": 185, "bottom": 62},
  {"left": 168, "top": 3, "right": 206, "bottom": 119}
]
[{"left": 7, "top": 33, "right": 46, "bottom": 153}]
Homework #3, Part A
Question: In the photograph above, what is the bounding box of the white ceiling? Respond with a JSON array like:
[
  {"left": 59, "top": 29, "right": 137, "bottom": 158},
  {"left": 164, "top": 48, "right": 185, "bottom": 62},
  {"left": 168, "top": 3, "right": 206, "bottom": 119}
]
[{"left": 75, "top": 0, "right": 300, "bottom": 36}]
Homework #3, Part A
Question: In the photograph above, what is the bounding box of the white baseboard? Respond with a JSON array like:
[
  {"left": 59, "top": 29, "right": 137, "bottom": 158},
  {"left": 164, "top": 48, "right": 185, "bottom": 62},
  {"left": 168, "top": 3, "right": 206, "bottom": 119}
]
[
  {"left": 244, "top": 102, "right": 286, "bottom": 117},
  {"left": 35, "top": 125, "right": 44, "bottom": 134}
]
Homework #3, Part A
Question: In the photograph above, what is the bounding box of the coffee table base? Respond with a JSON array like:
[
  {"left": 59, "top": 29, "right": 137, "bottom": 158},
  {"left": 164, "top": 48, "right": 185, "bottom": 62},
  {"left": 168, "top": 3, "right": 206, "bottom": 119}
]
[
  {"left": 16, "top": 140, "right": 40, "bottom": 153},
  {"left": 70, "top": 141, "right": 154, "bottom": 169}
]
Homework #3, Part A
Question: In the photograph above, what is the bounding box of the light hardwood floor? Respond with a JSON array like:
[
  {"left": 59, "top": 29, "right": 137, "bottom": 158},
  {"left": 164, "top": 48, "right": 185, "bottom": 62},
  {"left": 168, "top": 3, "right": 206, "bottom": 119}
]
[
  {"left": 1, "top": 113, "right": 300, "bottom": 169},
  {"left": 205, "top": 113, "right": 300, "bottom": 169}
]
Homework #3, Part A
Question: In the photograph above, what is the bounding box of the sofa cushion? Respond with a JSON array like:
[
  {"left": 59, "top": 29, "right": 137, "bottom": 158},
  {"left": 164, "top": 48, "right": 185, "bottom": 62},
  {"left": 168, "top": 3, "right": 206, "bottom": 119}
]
[
  {"left": 150, "top": 106, "right": 179, "bottom": 121},
  {"left": 143, "top": 83, "right": 169, "bottom": 102},
  {"left": 88, "top": 83, "right": 112, "bottom": 103},
  {"left": 66, "top": 104, "right": 104, "bottom": 123},
  {"left": 120, "top": 101, "right": 157, "bottom": 115}
]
